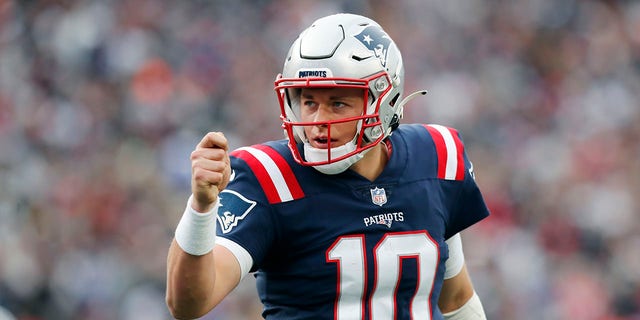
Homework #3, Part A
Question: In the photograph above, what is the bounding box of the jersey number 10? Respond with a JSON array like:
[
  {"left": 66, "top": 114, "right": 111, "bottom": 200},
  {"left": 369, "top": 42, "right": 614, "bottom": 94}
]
[{"left": 326, "top": 231, "right": 438, "bottom": 320}]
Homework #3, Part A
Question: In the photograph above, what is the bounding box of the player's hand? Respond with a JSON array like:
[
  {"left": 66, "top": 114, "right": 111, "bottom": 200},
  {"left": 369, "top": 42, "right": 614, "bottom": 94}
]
[{"left": 190, "top": 132, "right": 231, "bottom": 213}]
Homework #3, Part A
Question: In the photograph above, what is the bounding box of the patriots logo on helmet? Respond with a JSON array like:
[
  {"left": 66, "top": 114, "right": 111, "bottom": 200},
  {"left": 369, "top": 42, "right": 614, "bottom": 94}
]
[
  {"left": 216, "top": 190, "right": 257, "bottom": 234},
  {"left": 355, "top": 26, "right": 392, "bottom": 67}
]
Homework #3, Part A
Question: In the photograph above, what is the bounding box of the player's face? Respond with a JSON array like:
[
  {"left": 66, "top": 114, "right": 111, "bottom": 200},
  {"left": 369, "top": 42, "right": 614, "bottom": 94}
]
[{"left": 299, "top": 87, "right": 365, "bottom": 149}]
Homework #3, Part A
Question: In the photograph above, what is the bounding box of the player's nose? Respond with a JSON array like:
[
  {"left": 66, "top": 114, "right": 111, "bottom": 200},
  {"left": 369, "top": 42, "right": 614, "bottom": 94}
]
[{"left": 312, "top": 105, "right": 332, "bottom": 125}]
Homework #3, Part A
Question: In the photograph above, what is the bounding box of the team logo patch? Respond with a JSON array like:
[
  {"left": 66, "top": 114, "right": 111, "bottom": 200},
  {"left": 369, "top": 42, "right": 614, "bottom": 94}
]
[
  {"left": 355, "top": 26, "right": 392, "bottom": 67},
  {"left": 370, "top": 187, "right": 387, "bottom": 206},
  {"left": 469, "top": 162, "right": 476, "bottom": 180},
  {"left": 377, "top": 216, "right": 393, "bottom": 228},
  {"left": 217, "top": 190, "right": 256, "bottom": 234}
]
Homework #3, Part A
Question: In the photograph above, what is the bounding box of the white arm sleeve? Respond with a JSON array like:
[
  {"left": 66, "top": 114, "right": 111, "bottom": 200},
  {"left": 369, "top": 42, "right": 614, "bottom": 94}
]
[
  {"left": 443, "top": 291, "right": 487, "bottom": 320},
  {"left": 216, "top": 238, "right": 253, "bottom": 280},
  {"left": 444, "top": 233, "right": 465, "bottom": 279}
]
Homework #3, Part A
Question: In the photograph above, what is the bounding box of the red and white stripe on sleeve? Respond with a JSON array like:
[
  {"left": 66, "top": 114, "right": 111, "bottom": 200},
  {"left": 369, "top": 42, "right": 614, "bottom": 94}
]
[
  {"left": 230, "top": 144, "right": 305, "bottom": 204},
  {"left": 423, "top": 124, "right": 466, "bottom": 181}
]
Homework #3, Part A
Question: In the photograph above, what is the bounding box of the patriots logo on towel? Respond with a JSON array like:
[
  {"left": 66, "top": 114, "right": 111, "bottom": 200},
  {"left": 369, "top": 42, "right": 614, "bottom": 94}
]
[
  {"left": 355, "top": 25, "right": 392, "bottom": 67},
  {"left": 217, "top": 190, "right": 257, "bottom": 233}
]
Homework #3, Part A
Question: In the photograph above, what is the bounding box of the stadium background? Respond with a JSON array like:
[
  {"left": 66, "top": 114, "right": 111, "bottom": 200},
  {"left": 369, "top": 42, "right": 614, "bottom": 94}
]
[{"left": 1, "top": 0, "right": 639, "bottom": 319}]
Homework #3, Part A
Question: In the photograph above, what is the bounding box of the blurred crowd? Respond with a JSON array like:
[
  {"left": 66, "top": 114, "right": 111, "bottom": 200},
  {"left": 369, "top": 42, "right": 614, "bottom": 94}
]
[{"left": 0, "top": 0, "right": 639, "bottom": 319}]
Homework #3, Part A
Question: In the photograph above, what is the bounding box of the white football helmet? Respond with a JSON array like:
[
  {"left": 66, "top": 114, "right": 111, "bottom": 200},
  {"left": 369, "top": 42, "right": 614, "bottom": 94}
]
[{"left": 275, "top": 13, "right": 424, "bottom": 174}]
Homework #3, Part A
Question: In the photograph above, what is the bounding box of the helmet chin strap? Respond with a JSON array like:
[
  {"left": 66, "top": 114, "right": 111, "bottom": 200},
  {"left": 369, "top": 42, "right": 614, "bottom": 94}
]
[{"left": 304, "top": 140, "right": 370, "bottom": 175}]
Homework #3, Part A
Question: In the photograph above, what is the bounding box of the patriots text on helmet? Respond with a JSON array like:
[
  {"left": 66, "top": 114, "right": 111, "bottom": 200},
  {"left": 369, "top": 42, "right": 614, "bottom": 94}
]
[{"left": 297, "top": 70, "right": 328, "bottom": 78}]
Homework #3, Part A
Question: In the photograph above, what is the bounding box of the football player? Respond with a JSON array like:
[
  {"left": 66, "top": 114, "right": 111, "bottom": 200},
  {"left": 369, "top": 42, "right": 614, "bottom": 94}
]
[{"left": 167, "top": 13, "right": 490, "bottom": 320}]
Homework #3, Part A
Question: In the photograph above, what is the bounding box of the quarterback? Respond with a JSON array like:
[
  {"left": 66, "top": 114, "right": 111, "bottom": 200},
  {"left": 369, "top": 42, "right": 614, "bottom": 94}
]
[{"left": 167, "top": 13, "right": 490, "bottom": 320}]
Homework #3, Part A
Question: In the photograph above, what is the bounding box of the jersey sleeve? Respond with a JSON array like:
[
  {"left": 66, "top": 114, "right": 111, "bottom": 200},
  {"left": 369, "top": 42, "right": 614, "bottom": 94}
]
[
  {"left": 444, "top": 131, "right": 490, "bottom": 239},
  {"left": 216, "top": 143, "right": 306, "bottom": 274},
  {"left": 215, "top": 154, "right": 276, "bottom": 273},
  {"left": 420, "top": 124, "right": 490, "bottom": 239}
]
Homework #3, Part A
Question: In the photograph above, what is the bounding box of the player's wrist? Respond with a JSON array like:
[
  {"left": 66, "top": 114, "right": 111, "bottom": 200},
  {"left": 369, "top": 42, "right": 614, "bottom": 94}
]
[
  {"left": 190, "top": 188, "right": 219, "bottom": 213},
  {"left": 191, "top": 198, "right": 216, "bottom": 213},
  {"left": 175, "top": 195, "right": 219, "bottom": 256}
]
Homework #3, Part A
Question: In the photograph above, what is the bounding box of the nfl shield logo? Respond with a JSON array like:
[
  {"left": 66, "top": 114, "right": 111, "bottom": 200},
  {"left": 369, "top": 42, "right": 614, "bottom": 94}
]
[{"left": 370, "top": 187, "right": 387, "bottom": 206}]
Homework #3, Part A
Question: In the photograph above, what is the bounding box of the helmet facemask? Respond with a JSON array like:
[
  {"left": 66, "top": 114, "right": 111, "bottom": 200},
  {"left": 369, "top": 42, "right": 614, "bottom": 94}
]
[{"left": 275, "top": 72, "right": 396, "bottom": 173}]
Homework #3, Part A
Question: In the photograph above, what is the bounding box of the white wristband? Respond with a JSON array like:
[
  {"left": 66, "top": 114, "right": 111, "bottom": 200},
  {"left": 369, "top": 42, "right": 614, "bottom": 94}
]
[{"left": 174, "top": 195, "right": 219, "bottom": 256}]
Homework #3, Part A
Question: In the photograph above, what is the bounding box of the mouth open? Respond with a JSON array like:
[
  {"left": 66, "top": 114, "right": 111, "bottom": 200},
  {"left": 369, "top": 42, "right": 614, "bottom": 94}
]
[{"left": 312, "top": 136, "right": 337, "bottom": 149}]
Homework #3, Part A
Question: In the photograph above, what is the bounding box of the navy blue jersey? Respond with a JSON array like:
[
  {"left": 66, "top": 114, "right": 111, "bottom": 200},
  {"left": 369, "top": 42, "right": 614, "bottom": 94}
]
[{"left": 215, "top": 123, "right": 490, "bottom": 320}]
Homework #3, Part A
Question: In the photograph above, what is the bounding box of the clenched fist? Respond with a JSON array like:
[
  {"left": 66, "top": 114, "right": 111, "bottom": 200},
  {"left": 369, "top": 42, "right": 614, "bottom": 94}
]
[{"left": 190, "top": 132, "right": 231, "bottom": 213}]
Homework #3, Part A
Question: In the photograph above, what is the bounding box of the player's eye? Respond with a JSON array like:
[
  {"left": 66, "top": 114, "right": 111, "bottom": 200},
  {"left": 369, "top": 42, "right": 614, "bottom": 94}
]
[
  {"left": 332, "top": 101, "right": 348, "bottom": 108},
  {"left": 302, "top": 100, "right": 318, "bottom": 108}
]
